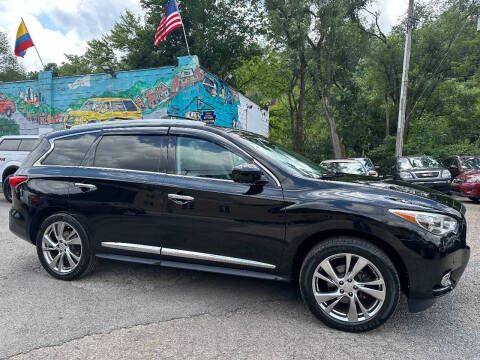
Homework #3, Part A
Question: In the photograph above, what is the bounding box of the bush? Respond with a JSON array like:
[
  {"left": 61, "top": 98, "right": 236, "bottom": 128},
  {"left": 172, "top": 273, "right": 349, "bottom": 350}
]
[{"left": 0, "top": 117, "right": 20, "bottom": 136}]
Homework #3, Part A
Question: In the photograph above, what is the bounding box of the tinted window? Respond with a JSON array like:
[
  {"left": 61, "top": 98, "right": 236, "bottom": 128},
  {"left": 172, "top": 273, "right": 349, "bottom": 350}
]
[
  {"left": 94, "top": 135, "right": 163, "bottom": 172},
  {"left": 175, "top": 136, "right": 247, "bottom": 180},
  {"left": 124, "top": 100, "right": 137, "bottom": 111},
  {"left": 43, "top": 133, "right": 97, "bottom": 166},
  {"left": 18, "top": 139, "right": 40, "bottom": 151},
  {"left": 22, "top": 138, "right": 50, "bottom": 167},
  {"left": 0, "top": 139, "right": 21, "bottom": 151}
]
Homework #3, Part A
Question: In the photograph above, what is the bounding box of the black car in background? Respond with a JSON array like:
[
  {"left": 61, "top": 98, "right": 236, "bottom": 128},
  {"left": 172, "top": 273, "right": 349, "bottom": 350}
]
[
  {"left": 393, "top": 155, "right": 452, "bottom": 193},
  {"left": 9, "top": 120, "right": 469, "bottom": 332}
]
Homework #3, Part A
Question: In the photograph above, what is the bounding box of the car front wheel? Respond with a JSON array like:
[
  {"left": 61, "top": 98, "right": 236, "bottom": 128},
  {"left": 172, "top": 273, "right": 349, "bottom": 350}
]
[
  {"left": 36, "top": 213, "right": 96, "bottom": 280},
  {"left": 299, "top": 237, "right": 400, "bottom": 332}
]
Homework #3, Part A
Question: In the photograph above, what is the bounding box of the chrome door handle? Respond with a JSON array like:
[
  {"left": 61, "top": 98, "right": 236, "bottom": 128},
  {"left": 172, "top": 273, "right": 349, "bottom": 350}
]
[
  {"left": 74, "top": 183, "right": 97, "bottom": 191},
  {"left": 168, "top": 193, "right": 194, "bottom": 203}
]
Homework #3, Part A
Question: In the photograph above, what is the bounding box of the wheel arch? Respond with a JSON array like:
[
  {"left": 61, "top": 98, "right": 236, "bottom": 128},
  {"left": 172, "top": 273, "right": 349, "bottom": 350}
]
[
  {"left": 29, "top": 207, "right": 71, "bottom": 244},
  {"left": 291, "top": 229, "right": 410, "bottom": 295}
]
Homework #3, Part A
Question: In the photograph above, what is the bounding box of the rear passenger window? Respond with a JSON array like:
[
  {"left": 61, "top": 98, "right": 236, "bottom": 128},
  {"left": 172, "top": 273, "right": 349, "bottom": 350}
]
[
  {"left": 42, "top": 133, "right": 97, "bottom": 166},
  {"left": 0, "top": 139, "right": 21, "bottom": 151},
  {"left": 93, "top": 135, "right": 163, "bottom": 172},
  {"left": 18, "top": 139, "right": 40, "bottom": 151}
]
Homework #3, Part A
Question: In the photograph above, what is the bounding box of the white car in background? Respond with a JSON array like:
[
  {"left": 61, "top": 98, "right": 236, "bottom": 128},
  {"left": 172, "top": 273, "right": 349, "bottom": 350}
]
[
  {"left": 320, "top": 159, "right": 378, "bottom": 177},
  {"left": 0, "top": 135, "right": 40, "bottom": 202}
]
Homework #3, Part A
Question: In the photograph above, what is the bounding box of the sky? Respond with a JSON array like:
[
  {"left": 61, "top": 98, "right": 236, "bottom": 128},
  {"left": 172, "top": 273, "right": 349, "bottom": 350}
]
[{"left": 0, "top": 0, "right": 409, "bottom": 72}]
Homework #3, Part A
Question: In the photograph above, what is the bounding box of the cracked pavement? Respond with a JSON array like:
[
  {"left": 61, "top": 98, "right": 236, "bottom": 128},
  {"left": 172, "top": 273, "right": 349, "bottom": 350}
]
[{"left": 0, "top": 197, "right": 479, "bottom": 359}]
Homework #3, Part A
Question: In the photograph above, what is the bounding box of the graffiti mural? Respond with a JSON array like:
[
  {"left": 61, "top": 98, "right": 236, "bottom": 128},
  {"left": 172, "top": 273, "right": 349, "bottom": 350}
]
[{"left": 0, "top": 55, "right": 269, "bottom": 136}]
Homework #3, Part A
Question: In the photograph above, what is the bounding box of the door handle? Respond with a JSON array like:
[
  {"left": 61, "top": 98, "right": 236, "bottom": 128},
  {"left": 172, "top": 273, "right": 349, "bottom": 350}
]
[
  {"left": 168, "top": 193, "right": 194, "bottom": 204},
  {"left": 74, "top": 183, "right": 97, "bottom": 192}
]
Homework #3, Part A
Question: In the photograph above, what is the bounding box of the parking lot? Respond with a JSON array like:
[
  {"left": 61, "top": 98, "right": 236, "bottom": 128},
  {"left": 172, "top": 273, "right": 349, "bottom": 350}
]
[{"left": 0, "top": 197, "right": 478, "bottom": 359}]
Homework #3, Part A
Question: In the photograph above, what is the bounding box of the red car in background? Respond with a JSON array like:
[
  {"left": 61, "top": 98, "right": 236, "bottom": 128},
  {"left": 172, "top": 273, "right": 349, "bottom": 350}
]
[
  {"left": 0, "top": 93, "right": 16, "bottom": 118},
  {"left": 445, "top": 156, "right": 480, "bottom": 202}
]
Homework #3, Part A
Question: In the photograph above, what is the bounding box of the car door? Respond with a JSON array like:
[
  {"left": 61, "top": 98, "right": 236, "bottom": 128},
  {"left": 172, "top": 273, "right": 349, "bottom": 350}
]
[
  {"left": 159, "top": 128, "right": 286, "bottom": 271},
  {"left": 66, "top": 129, "right": 170, "bottom": 254}
]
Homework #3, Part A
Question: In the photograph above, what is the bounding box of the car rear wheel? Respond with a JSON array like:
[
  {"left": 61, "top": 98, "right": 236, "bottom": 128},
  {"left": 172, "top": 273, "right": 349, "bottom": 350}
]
[
  {"left": 468, "top": 197, "right": 479, "bottom": 203},
  {"left": 36, "top": 213, "right": 96, "bottom": 280},
  {"left": 2, "top": 175, "right": 12, "bottom": 203},
  {"left": 299, "top": 237, "right": 400, "bottom": 332}
]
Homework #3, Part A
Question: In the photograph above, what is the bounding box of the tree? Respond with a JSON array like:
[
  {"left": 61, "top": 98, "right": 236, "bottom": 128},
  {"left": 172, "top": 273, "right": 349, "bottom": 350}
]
[{"left": 0, "top": 31, "right": 26, "bottom": 82}]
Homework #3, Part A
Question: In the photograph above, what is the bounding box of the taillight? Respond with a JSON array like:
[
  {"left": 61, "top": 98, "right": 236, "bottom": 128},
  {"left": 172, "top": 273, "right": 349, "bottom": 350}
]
[{"left": 9, "top": 176, "right": 28, "bottom": 189}]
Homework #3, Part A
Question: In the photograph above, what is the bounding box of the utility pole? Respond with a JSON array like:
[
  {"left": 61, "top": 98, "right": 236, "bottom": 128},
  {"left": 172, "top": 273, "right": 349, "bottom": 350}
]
[{"left": 395, "top": 0, "right": 414, "bottom": 158}]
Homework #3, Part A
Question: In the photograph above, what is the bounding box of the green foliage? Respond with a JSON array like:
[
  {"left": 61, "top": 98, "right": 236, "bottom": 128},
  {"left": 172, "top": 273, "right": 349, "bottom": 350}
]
[
  {"left": 0, "top": 117, "right": 20, "bottom": 136},
  {"left": 0, "top": 31, "right": 26, "bottom": 82}
]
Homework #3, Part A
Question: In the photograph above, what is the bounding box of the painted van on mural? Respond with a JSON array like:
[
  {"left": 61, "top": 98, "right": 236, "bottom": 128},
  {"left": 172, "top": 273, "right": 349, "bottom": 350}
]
[{"left": 65, "top": 97, "right": 142, "bottom": 128}]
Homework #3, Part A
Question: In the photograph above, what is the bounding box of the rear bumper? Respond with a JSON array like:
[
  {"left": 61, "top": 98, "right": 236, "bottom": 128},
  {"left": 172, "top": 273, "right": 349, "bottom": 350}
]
[
  {"left": 407, "top": 246, "right": 470, "bottom": 312},
  {"left": 9, "top": 207, "right": 32, "bottom": 244}
]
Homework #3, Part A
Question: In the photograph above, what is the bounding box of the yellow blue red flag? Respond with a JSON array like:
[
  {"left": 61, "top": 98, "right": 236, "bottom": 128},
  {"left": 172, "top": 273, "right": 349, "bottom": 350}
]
[{"left": 15, "top": 20, "right": 34, "bottom": 57}]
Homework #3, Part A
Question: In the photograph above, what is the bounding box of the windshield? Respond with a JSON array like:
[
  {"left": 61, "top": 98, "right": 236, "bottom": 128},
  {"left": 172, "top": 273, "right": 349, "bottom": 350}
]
[
  {"left": 358, "top": 158, "right": 373, "bottom": 170},
  {"left": 462, "top": 157, "right": 480, "bottom": 170},
  {"left": 230, "top": 131, "right": 331, "bottom": 179},
  {"left": 398, "top": 156, "right": 440, "bottom": 170},
  {"left": 322, "top": 162, "right": 366, "bottom": 175}
]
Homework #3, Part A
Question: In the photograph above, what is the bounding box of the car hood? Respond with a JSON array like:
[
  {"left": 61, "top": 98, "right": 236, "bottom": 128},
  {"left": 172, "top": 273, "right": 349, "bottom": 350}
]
[
  {"left": 461, "top": 170, "right": 480, "bottom": 178},
  {"left": 318, "top": 174, "right": 465, "bottom": 216}
]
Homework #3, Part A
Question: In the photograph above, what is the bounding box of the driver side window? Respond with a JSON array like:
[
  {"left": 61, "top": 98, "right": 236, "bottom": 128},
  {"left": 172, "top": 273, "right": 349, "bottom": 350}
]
[{"left": 175, "top": 136, "right": 247, "bottom": 180}]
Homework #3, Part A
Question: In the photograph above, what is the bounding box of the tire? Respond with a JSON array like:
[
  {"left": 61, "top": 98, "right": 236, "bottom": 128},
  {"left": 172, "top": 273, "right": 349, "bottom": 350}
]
[
  {"left": 468, "top": 197, "right": 479, "bottom": 203},
  {"left": 6, "top": 107, "right": 12, "bottom": 117},
  {"left": 36, "top": 213, "right": 97, "bottom": 280},
  {"left": 299, "top": 237, "right": 400, "bottom": 332},
  {"left": 2, "top": 175, "right": 12, "bottom": 203}
]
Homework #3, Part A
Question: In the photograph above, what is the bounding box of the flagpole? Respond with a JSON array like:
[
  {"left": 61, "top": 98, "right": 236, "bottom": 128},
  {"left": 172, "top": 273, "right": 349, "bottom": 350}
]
[
  {"left": 21, "top": 17, "right": 45, "bottom": 68},
  {"left": 173, "top": 0, "right": 191, "bottom": 55}
]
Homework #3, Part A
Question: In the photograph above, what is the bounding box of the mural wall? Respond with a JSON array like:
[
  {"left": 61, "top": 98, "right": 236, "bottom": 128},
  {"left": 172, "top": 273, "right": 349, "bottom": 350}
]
[{"left": 0, "top": 55, "right": 269, "bottom": 137}]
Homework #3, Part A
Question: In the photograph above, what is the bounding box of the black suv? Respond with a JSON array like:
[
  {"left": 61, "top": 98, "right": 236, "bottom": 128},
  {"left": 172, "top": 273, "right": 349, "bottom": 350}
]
[
  {"left": 393, "top": 155, "right": 452, "bottom": 193},
  {"left": 9, "top": 120, "right": 470, "bottom": 332}
]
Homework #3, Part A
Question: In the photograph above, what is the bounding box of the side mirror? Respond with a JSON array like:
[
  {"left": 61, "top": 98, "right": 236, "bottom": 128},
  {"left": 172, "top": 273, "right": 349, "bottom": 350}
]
[
  {"left": 449, "top": 165, "right": 458, "bottom": 170},
  {"left": 367, "top": 170, "right": 378, "bottom": 177},
  {"left": 231, "top": 163, "right": 263, "bottom": 184}
]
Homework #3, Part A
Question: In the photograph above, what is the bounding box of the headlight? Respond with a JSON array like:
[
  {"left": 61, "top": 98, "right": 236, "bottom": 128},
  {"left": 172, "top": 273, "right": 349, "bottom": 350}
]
[
  {"left": 389, "top": 209, "right": 459, "bottom": 236},
  {"left": 466, "top": 176, "right": 480, "bottom": 183},
  {"left": 399, "top": 171, "right": 413, "bottom": 180},
  {"left": 441, "top": 170, "right": 451, "bottom": 179}
]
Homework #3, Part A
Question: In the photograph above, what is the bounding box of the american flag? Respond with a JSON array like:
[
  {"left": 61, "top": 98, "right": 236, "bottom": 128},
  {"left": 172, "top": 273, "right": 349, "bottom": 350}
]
[{"left": 154, "top": 0, "right": 184, "bottom": 46}]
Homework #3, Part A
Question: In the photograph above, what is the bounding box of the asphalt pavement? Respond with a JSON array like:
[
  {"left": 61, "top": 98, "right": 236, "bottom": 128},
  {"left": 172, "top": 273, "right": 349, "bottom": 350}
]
[{"left": 0, "top": 197, "right": 479, "bottom": 359}]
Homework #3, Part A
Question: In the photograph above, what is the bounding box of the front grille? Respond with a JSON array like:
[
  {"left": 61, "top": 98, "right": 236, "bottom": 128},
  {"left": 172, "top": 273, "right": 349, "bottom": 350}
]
[{"left": 414, "top": 171, "right": 439, "bottom": 178}]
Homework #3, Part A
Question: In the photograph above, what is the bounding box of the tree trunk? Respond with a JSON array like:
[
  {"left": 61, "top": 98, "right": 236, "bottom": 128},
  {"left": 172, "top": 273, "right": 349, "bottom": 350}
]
[
  {"left": 323, "top": 46, "right": 344, "bottom": 159},
  {"left": 323, "top": 94, "right": 344, "bottom": 158},
  {"left": 294, "top": 61, "right": 306, "bottom": 153},
  {"left": 384, "top": 93, "right": 390, "bottom": 137}
]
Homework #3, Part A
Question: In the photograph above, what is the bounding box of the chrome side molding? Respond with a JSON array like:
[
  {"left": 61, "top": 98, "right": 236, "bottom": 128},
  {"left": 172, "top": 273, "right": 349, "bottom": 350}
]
[
  {"left": 161, "top": 248, "right": 276, "bottom": 269},
  {"left": 100, "top": 242, "right": 276, "bottom": 270},
  {"left": 101, "top": 242, "right": 161, "bottom": 254}
]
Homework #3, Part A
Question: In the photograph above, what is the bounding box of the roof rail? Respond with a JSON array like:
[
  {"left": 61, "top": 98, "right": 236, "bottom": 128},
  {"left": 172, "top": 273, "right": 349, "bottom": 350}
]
[{"left": 71, "top": 118, "right": 206, "bottom": 130}]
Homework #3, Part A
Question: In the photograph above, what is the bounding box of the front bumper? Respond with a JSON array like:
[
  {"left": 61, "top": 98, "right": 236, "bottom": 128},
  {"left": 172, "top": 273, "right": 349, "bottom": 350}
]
[
  {"left": 408, "top": 180, "right": 451, "bottom": 193},
  {"left": 451, "top": 182, "right": 480, "bottom": 199},
  {"left": 407, "top": 246, "right": 470, "bottom": 312}
]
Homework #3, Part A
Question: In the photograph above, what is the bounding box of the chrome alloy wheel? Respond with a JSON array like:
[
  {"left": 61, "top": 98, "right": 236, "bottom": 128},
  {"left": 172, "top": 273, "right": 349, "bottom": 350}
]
[
  {"left": 312, "top": 253, "right": 386, "bottom": 323},
  {"left": 41, "top": 221, "right": 83, "bottom": 274}
]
